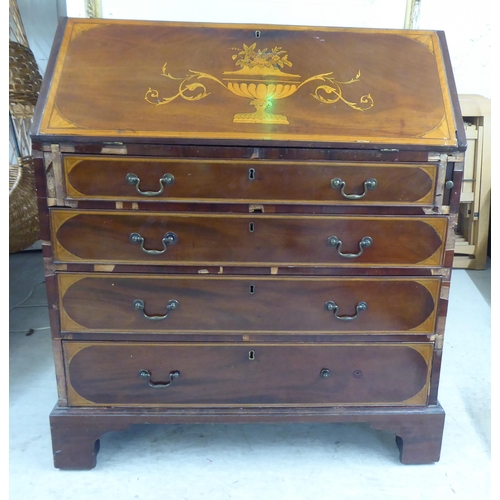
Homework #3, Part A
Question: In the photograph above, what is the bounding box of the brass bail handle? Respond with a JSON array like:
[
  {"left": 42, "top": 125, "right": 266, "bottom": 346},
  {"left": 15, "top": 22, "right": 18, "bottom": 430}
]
[
  {"left": 129, "top": 231, "right": 178, "bottom": 255},
  {"left": 331, "top": 178, "right": 377, "bottom": 200},
  {"left": 139, "top": 369, "right": 180, "bottom": 388},
  {"left": 328, "top": 235, "right": 372, "bottom": 258},
  {"left": 325, "top": 301, "right": 368, "bottom": 321},
  {"left": 126, "top": 173, "right": 175, "bottom": 196},
  {"left": 133, "top": 299, "right": 179, "bottom": 320}
]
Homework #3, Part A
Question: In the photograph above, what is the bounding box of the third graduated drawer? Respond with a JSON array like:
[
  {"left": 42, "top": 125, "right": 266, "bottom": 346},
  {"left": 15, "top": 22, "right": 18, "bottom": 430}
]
[
  {"left": 62, "top": 156, "right": 438, "bottom": 206},
  {"left": 51, "top": 210, "right": 447, "bottom": 267},
  {"left": 58, "top": 274, "right": 440, "bottom": 334}
]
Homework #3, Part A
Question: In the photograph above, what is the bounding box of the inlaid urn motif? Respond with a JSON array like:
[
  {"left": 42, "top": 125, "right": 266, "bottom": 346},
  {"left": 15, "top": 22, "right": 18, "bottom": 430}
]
[{"left": 145, "top": 43, "right": 374, "bottom": 124}]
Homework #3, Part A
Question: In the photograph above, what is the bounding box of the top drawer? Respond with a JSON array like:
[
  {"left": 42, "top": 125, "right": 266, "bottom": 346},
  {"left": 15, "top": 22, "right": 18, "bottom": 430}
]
[{"left": 62, "top": 156, "right": 438, "bottom": 206}]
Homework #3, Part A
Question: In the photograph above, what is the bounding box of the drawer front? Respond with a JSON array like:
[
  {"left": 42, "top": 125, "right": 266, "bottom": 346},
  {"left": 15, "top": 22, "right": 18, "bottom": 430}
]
[
  {"left": 64, "top": 342, "right": 433, "bottom": 407},
  {"left": 63, "top": 156, "right": 437, "bottom": 206},
  {"left": 59, "top": 275, "right": 440, "bottom": 334},
  {"left": 51, "top": 211, "right": 447, "bottom": 267}
]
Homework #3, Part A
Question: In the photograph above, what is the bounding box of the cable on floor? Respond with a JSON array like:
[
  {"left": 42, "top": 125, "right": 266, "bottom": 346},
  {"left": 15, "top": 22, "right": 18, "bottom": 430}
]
[
  {"left": 9, "top": 279, "right": 46, "bottom": 311},
  {"left": 9, "top": 327, "right": 51, "bottom": 334},
  {"left": 10, "top": 280, "right": 48, "bottom": 335}
]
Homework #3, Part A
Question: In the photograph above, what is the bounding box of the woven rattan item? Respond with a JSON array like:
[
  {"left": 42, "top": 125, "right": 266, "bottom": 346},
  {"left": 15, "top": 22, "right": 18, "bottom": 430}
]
[
  {"left": 9, "top": 156, "right": 40, "bottom": 254},
  {"left": 9, "top": 0, "right": 42, "bottom": 253},
  {"left": 9, "top": 41, "right": 42, "bottom": 105}
]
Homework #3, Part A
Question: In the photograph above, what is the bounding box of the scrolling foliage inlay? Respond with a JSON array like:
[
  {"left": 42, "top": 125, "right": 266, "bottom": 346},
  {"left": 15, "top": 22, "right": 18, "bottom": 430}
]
[{"left": 145, "top": 43, "right": 374, "bottom": 125}]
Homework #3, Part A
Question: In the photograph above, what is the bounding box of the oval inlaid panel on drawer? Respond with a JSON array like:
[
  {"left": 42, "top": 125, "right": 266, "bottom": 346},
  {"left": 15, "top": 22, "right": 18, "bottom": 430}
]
[
  {"left": 64, "top": 342, "right": 433, "bottom": 407},
  {"left": 63, "top": 156, "right": 437, "bottom": 206},
  {"left": 58, "top": 275, "right": 440, "bottom": 334},
  {"left": 51, "top": 210, "right": 447, "bottom": 267}
]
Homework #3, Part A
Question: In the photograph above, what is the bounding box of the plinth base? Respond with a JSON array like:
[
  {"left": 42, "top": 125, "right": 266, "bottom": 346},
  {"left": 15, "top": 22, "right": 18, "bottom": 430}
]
[{"left": 49, "top": 403, "right": 445, "bottom": 469}]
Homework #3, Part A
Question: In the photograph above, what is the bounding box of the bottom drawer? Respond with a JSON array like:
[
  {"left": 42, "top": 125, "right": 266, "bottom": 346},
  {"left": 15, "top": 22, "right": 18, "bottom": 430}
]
[{"left": 64, "top": 342, "right": 433, "bottom": 407}]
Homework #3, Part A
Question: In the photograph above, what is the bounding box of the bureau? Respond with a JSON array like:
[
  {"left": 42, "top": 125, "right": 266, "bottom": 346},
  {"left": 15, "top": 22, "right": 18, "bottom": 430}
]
[{"left": 31, "top": 18, "right": 466, "bottom": 469}]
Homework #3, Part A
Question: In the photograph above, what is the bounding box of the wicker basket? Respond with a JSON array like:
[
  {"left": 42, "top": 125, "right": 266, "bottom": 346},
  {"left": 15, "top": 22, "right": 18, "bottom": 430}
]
[
  {"left": 9, "top": 157, "right": 40, "bottom": 254},
  {"left": 9, "top": 41, "right": 42, "bottom": 106},
  {"left": 9, "top": 2, "right": 43, "bottom": 253}
]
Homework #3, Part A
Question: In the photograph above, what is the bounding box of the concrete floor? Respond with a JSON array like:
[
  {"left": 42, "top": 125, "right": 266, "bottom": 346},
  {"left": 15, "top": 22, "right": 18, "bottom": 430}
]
[{"left": 9, "top": 250, "right": 490, "bottom": 499}]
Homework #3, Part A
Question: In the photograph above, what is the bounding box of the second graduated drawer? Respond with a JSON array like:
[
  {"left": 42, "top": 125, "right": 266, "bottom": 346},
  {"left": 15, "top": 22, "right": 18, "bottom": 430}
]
[
  {"left": 58, "top": 274, "right": 441, "bottom": 334},
  {"left": 51, "top": 210, "right": 447, "bottom": 267},
  {"left": 63, "top": 156, "right": 438, "bottom": 206}
]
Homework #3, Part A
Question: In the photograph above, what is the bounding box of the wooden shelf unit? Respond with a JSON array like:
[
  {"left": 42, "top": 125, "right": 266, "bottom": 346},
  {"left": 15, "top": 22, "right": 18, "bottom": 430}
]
[{"left": 454, "top": 95, "right": 491, "bottom": 270}]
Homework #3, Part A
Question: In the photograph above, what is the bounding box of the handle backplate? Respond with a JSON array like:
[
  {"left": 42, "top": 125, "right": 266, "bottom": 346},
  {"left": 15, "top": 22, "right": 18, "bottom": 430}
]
[
  {"left": 133, "top": 299, "right": 179, "bottom": 320},
  {"left": 331, "top": 177, "right": 377, "bottom": 200},
  {"left": 325, "top": 301, "right": 368, "bottom": 321},
  {"left": 126, "top": 173, "right": 175, "bottom": 196},
  {"left": 328, "top": 235, "right": 372, "bottom": 258},
  {"left": 129, "top": 231, "right": 178, "bottom": 255},
  {"left": 139, "top": 369, "right": 180, "bottom": 388}
]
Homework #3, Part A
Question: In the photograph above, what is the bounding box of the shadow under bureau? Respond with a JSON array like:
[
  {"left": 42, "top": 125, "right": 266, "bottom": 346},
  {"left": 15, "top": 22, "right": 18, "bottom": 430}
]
[{"left": 31, "top": 18, "right": 466, "bottom": 469}]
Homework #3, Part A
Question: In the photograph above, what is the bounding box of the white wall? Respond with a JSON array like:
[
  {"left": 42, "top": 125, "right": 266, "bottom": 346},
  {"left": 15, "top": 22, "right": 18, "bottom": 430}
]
[
  {"left": 65, "top": 0, "right": 491, "bottom": 98},
  {"left": 418, "top": 0, "right": 491, "bottom": 98},
  {"left": 16, "top": 0, "right": 60, "bottom": 75},
  {"left": 69, "top": 0, "right": 407, "bottom": 29}
]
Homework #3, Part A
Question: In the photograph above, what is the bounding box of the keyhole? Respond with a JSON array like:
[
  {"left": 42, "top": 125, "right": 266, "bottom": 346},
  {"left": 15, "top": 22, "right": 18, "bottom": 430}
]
[
  {"left": 249, "top": 222, "right": 255, "bottom": 232},
  {"left": 255, "top": 30, "right": 261, "bottom": 38},
  {"left": 248, "top": 168, "right": 255, "bottom": 180},
  {"left": 249, "top": 350, "right": 256, "bottom": 360},
  {"left": 249, "top": 284, "right": 255, "bottom": 294}
]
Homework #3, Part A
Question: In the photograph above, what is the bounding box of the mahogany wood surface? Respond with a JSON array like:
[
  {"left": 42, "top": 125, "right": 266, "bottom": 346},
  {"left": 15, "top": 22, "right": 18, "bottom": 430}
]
[
  {"left": 36, "top": 142, "right": 436, "bottom": 162},
  {"left": 48, "top": 200, "right": 433, "bottom": 216},
  {"left": 49, "top": 404, "right": 445, "bottom": 469},
  {"left": 437, "top": 31, "right": 467, "bottom": 150},
  {"left": 34, "top": 19, "right": 459, "bottom": 150},
  {"left": 58, "top": 264, "right": 442, "bottom": 277},
  {"left": 61, "top": 332, "right": 433, "bottom": 344},
  {"left": 63, "top": 342, "right": 432, "bottom": 406},
  {"left": 51, "top": 210, "right": 447, "bottom": 267},
  {"left": 58, "top": 274, "right": 439, "bottom": 334},
  {"left": 32, "top": 18, "right": 465, "bottom": 468},
  {"left": 63, "top": 156, "right": 437, "bottom": 206}
]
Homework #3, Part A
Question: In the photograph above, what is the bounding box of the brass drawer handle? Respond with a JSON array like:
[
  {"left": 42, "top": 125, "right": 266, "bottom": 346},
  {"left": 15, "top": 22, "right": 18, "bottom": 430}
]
[
  {"left": 139, "top": 369, "right": 180, "bottom": 388},
  {"left": 325, "top": 301, "right": 368, "bottom": 321},
  {"left": 126, "top": 173, "right": 175, "bottom": 196},
  {"left": 327, "top": 235, "right": 372, "bottom": 258},
  {"left": 133, "top": 299, "right": 179, "bottom": 320},
  {"left": 129, "top": 231, "right": 178, "bottom": 255},
  {"left": 331, "top": 177, "right": 377, "bottom": 199}
]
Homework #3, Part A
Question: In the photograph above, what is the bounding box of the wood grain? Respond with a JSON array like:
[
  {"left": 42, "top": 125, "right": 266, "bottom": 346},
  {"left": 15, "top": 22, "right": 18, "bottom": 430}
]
[
  {"left": 51, "top": 210, "right": 448, "bottom": 267},
  {"left": 63, "top": 156, "right": 437, "bottom": 206},
  {"left": 49, "top": 403, "right": 445, "bottom": 469},
  {"left": 58, "top": 274, "right": 440, "bottom": 334},
  {"left": 63, "top": 341, "right": 432, "bottom": 407},
  {"left": 34, "top": 19, "right": 458, "bottom": 149},
  {"left": 32, "top": 19, "right": 466, "bottom": 469}
]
